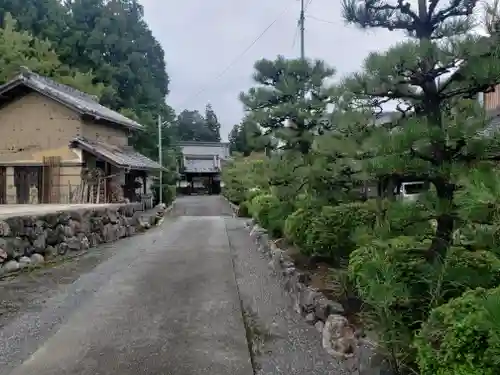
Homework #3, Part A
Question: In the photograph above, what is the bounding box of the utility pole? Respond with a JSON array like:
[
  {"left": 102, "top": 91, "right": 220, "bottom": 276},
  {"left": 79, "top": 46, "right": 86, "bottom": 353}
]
[
  {"left": 299, "top": 0, "right": 305, "bottom": 60},
  {"left": 158, "top": 115, "right": 163, "bottom": 204}
]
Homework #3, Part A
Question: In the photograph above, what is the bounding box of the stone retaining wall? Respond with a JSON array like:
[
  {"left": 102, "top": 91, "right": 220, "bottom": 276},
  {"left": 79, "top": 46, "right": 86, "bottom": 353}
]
[
  {"left": 246, "top": 220, "right": 391, "bottom": 375},
  {"left": 0, "top": 202, "right": 172, "bottom": 276}
]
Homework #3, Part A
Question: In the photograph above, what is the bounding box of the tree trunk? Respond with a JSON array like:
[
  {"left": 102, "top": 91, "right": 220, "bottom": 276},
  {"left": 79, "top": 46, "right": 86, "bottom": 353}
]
[{"left": 428, "top": 176, "right": 455, "bottom": 262}]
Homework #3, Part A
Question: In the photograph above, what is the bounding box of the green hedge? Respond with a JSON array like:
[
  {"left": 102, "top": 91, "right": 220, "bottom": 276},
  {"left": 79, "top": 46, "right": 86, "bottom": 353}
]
[
  {"left": 415, "top": 286, "right": 500, "bottom": 375},
  {"left": 303, "top": 201, "right": 378, "bottom": 262},
  {"left": 349, "top": 235, "right": 500, "bottom": 370},
  {"left": 284, "top": 207, "right": 315, "bottom": 249},
  {"left": 250, "top": 193, "right": 292, "bottom": 237}
]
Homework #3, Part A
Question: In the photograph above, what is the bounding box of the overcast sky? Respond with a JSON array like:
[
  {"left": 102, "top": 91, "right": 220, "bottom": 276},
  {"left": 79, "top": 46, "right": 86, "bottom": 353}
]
[{"left": 139, "top": 0, "right": 408, "bottom": 140}]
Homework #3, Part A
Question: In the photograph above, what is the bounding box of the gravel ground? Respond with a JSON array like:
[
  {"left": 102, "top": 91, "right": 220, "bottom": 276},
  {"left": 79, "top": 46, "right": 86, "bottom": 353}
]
[{"left": 226, "top": 218, "right": 346, "bottom": 375}]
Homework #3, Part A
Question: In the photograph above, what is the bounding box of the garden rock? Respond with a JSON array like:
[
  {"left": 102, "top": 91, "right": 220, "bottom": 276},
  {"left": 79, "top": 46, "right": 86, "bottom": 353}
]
[
  {"left": 299, "top": 288, "right": 321, "bottom": 314},
  {"left": 314, "top": 296, "right": 345, "bottom": 321},
  {"left": 43, "top": 245, "right": 56, "bottom": 259},
  {"left": 305, "top": 312, "right": 317, "bottom": 324},
  {"left": 315, "top": 321, "right": 325, "bottom": 333},
  {"left": 322, "top": 314, "right": 357, "bottom": 359},
  {"left": 0, "top": 248, "right": 7, "bottom": 262},
  {"left": 0, "top": 220, "right": 11, "bottom": 236},
  {"left": 3, "top": 260, "right": 19, "bottom": 272},
  {"left": 18, "top": 256, "right": 31, "bottom": 268},
  {"left": 269, "top": 248, "right": 284, "bottom": 270},
  {"left": 30, "top": 253, "right": 44, "bottom": 264},
  {"left": 32, "top": 233, "right": 47, "bottom": 252},
  {"left": 57, "top": 242, "right": 69, "bottom": 255},
  {"left": 66, "top": 236, "right": 82, "bottom": 251},
  {"left": 77, "top": 234, "right": 90, "bottom": 250},
  {"left": 282, "top": 266, "right": 295, "bottom": 277}
]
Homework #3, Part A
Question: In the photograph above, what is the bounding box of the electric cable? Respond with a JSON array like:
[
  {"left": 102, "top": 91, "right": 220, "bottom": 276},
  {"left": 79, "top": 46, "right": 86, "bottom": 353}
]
[{"left": 178, "top": 4, "right": 294, "bottom": 108}]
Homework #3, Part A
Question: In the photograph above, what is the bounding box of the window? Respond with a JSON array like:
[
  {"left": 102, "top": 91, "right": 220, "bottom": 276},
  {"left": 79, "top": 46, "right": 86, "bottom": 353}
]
[{"left": 403, "top": 183, "right": 426, "bottom": 195}]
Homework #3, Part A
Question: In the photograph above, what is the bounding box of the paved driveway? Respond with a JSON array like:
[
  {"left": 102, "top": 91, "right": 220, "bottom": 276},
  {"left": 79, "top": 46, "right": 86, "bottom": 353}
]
[{"left": 0, "top": 196, "right": 253, "bottom": 375}]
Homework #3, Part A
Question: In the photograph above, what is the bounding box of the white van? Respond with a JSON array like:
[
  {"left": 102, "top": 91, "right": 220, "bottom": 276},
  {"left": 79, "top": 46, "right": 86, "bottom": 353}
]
[{"left": 397, "top": 181, "right": 427, "bottom": 201}]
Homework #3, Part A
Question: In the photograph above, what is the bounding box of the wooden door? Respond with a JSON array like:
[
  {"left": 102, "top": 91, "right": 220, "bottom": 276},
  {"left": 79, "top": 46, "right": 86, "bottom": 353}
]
[
  {"left": 0, "top": 167, "right": 6, "bottom": 204},
  {"left": 14, "top": 167, "right": 40, "bottom": 204}
]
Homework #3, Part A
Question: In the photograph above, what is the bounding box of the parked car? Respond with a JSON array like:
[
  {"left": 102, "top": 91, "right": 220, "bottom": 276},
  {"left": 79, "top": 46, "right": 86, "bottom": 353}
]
[{"left": 396, "top": 181, "right": 427, "bottom": 201}]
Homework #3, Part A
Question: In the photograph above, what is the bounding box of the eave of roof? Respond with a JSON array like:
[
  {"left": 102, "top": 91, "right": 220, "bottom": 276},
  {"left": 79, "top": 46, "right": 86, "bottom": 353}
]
[{"left": 70, "top": 137, "right": 164, "bottom": 171}]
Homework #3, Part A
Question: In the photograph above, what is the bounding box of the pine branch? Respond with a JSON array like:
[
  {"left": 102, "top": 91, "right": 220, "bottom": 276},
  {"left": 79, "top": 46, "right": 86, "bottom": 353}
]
[
  {"left": 441, "top": 83, "right": 495, "bottom": 99},
  {"left": 342, "top": 0, "right": 419, "bottom": 32},
  {"left": 410, "top": 147, "right": 438, "bottom": 166},
  {"left": 430, "top": 0, "right": 478, "bottom": 25},
  {"left": 428, "top": 0, "right": 440, "bottom": 19}
]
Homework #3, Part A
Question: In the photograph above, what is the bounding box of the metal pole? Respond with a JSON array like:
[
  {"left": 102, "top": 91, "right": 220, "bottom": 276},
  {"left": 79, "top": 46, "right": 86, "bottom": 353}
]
[
  {"left": 300, "top": 0, "right": 305, "bottom": 60},
  {"left": 158, "top": 114, "right": 163, "bottom": 205}
]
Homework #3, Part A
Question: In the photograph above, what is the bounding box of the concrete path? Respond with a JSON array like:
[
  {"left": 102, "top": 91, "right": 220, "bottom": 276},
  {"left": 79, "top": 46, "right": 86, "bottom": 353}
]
[
  {"left": 0, "top": 196, "right": 343, "bottom": 375},
  {"left": 0, "top": 196, "right": 252, "bottom": 375}
]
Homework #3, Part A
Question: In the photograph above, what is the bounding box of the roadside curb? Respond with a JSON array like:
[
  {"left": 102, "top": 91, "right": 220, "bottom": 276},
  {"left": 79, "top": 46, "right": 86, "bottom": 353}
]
[
  {"left": 221, "top": 195, "right": 239, "bottom": 217},
  {"left": 245, "top": 219, "right": 387, "bottom": 375}
]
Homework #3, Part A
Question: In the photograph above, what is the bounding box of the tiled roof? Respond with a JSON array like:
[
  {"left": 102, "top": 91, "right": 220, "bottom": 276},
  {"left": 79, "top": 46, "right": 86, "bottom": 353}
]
[
  {"left": 70, "top": 137, "right": 163, "bottom": 171},
  {"left": 0, "top": 67, "right": 143, "bottom": 130}
]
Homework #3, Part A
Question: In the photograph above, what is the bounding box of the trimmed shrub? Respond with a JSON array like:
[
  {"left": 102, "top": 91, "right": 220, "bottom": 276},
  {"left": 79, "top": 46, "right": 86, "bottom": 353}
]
[
  {"left": 283, "top": 207, "right": 315, "bottom": 248},
  {"left": 304, "top": 201, "right": 378, "bottom": 262},
  {"left": 350, "top": 237, "right": 500, "bottom": 324},
  {"left": 415, "top": 286, "right": 500, "bottom": 375},
  {"left": 349, "top": 236, "right": 500, "bottom": 372},
  {"left": 250, "top": 194, "right": 289, "bottom": 237}
]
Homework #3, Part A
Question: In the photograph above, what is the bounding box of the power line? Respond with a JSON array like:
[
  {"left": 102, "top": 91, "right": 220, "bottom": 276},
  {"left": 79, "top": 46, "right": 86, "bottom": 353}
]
[
  {"left": 291, "top": 22, "right": 300, "bottom": 49},
  {"left": 178, "top": 5, "right": 293, "bottom": 108},
  {"left": 304, "top": 0, "right": 313, "bottom": 12},
  {"left": 306, "top": 14, "right": 338, "bottom": 25}
]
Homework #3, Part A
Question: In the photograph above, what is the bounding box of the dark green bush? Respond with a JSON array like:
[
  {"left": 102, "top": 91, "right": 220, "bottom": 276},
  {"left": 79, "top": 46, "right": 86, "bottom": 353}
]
[
  {"left": 349, "top": 236, "right": 500, "bottom": 372},
  {"left": 350, "top": 237, "right": 500, "bottom": 324},
  {"left": 415, "top": 286, "right": 500, "bottom": 375},
  {"left": 304, "top": 201, "right": 378, "bottom": 262},
  {"left": 250, "top": 194, "right": 289, "bottom": 237},
  {"left": 283, "top": 208, "right": 315, "bottom": 248}
]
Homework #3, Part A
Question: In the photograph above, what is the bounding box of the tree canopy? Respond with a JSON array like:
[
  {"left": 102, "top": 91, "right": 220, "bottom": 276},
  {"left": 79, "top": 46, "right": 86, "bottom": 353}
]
[
  {"left": 0, "top": 13, "right": 106, "bottom": 96},
  {"left": 229, "top": 116, "right": 270, "bottom": 156},
  {"left": 204, "top": 103, "right": 221, "bottom": 142},
  {"left": 240, "top": 55, "right": 336, "bottom": 155},
  {"left": 174, "top": 105, "right": 224, "bottom": 142},
  {"left": 0, "top": 0, "right": 172, "bottom": 160}
]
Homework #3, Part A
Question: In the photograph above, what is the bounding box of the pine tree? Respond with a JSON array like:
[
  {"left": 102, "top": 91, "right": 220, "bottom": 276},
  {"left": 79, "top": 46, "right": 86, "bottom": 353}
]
[
  {"left": 341, "top": 0, "right": 500, "bottom": 261},
  {"left": 229, "top": 116, "right": 270, "bottom": 156},
  {"left": 240, "top": 56, "right": 336, "bottom": 155}
]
